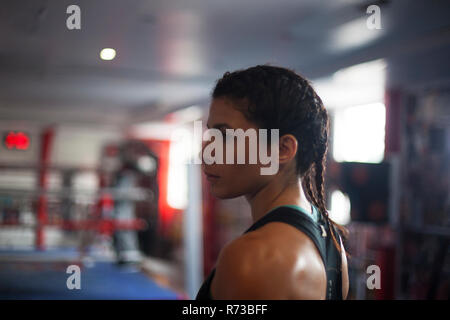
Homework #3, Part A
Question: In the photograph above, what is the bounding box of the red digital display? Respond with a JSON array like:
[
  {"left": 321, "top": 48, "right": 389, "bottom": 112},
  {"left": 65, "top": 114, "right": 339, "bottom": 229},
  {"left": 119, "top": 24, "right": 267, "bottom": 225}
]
[{"left": 4, "top": 131, "right": 30, "bottom": 150}]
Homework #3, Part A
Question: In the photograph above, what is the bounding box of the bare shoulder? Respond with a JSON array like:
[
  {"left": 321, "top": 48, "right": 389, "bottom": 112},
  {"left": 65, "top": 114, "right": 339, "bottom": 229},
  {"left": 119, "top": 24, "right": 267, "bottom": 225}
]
[{"left": 211, "top": 222, "right": 327, "bottom": 300}]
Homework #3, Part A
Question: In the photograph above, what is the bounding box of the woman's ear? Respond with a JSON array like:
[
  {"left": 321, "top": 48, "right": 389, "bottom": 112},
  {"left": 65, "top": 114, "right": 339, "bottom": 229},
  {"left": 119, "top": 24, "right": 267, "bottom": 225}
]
[{"left": 278, "top": 134, "right": 298, "bottom": 164}]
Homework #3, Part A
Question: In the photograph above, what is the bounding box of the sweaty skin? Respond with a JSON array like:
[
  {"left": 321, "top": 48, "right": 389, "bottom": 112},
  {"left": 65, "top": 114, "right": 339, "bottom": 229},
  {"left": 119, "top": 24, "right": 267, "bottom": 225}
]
[
  {"left": 202, "top": 97, "right": 349, "bottom": 300},
  {"left": 211, "top": 223, "right": 349, "bottom": 299}
]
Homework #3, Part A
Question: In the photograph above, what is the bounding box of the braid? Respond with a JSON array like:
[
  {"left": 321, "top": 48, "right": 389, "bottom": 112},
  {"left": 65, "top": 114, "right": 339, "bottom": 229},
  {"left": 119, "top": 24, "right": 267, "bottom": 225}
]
[
  {"left": 312, "top": 93, "right": 349, "bottom": 253},
  {"left": 315, "top": 153, "right": 341, "bottom": 250},
  {"left": 303, "top": 167, "right": 319, "bottom": 208}
]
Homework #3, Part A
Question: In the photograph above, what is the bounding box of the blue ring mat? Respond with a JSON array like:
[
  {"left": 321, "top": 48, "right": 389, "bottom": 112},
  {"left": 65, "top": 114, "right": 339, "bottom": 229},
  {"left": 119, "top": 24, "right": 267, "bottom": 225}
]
[{"left": 0, "top": 248, "right": 181, "bottom": 300}]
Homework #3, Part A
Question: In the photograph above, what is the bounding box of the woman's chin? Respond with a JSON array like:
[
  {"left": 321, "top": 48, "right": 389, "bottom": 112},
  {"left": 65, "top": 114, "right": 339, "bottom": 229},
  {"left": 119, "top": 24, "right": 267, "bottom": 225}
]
[
  {"left": 210, "top": 189, "right": 229, "bottom": 199},
  {"left": 210, "top": 187, "right": 242, "bottom": 199}
]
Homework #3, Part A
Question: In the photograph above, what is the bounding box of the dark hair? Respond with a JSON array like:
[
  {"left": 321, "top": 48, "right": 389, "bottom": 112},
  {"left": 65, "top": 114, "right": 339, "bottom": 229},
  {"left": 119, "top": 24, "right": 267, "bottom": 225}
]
[{"left": 212, "top": 64, "right": 348, "bottom": 253}]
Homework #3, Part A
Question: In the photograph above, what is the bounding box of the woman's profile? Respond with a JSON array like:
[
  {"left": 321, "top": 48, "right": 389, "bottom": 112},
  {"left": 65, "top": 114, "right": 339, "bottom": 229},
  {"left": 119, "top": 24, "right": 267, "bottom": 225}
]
[{"left": 196, "top": 65, "right": 349, "bottom": 300}]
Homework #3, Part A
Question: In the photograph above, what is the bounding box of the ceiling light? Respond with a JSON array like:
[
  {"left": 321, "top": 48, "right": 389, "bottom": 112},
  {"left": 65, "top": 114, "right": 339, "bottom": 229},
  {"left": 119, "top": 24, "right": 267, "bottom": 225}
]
[{"left": 100, "top": 48, "right": 116, "bottom": 61}]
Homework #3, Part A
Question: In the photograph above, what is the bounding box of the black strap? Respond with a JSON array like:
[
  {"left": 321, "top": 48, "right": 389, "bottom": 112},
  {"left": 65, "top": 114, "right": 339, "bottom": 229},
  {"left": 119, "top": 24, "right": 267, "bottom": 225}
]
[
  {"left": 243, "top": 206, "right": 342, "bottom": 300},
  {"left": 323, "top": 219, "right": 343, "bottom": 300},
  {"left": 243, "top": 206, "right": 327, "bottom": 268}
]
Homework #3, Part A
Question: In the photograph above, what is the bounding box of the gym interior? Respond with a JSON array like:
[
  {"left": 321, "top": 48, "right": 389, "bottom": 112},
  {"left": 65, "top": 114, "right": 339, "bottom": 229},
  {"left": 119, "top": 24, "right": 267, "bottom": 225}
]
[{"left": 0, "top": 0, "right": 448, "bottom": 300}]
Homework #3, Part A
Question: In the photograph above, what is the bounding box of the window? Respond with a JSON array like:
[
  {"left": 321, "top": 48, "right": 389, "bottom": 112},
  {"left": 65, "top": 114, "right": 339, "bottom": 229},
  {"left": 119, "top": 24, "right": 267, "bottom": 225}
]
[{"left": 332, "top": 102, "right": 386, "bottom": 163}]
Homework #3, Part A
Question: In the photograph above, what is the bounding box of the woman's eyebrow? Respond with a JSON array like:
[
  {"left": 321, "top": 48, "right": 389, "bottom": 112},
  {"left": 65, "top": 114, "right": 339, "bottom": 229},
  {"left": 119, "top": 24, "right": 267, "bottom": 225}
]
[{"left": 206, "top": 123, "right": 233, "bottom": 130}]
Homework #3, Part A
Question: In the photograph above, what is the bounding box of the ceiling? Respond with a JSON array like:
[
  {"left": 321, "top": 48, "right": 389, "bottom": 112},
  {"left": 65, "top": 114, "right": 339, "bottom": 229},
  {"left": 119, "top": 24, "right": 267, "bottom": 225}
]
[{"left": 0, "top": 0, "right": 449, "bottom": 126}]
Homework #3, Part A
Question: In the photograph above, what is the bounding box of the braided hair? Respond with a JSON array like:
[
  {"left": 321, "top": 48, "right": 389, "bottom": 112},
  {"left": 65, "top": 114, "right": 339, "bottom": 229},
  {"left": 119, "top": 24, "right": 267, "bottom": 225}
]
[{"left": 212, "top": 65, "right": 349, "bottom": 254}]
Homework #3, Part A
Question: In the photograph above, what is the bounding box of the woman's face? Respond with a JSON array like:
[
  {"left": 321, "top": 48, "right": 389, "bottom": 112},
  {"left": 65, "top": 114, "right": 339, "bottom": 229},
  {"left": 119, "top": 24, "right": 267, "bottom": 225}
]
[{"left": 201, "top": 97, "right": 274, "bottom": 199}]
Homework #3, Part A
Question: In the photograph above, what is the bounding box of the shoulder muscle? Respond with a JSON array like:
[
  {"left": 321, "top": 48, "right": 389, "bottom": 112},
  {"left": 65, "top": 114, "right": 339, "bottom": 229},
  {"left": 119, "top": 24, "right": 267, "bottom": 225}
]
[
  {"left": 212, "top": 224, "right": 326, "bottom": 300},
  {"left": 211, "top": 235, "right": 290, "bottom": 299}
]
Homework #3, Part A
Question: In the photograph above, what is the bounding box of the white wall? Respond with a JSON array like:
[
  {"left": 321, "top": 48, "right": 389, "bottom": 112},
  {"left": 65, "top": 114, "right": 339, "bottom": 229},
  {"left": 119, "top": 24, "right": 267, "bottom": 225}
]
[{"left": 51, "top": 124, "right": 123, "bottom": 168}]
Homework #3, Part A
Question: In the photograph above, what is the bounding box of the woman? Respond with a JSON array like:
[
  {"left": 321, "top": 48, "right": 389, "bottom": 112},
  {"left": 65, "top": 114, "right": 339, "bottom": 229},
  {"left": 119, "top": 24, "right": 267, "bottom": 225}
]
[{"left": 196, "top": 65, "right": 349, "bottom": 300}]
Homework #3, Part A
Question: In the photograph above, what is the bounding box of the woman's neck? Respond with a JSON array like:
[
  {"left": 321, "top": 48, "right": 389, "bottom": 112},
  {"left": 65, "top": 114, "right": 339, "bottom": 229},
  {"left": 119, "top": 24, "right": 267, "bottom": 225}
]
[{"left": 245, "top": 174, "right": 311, "bottom": 223}]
